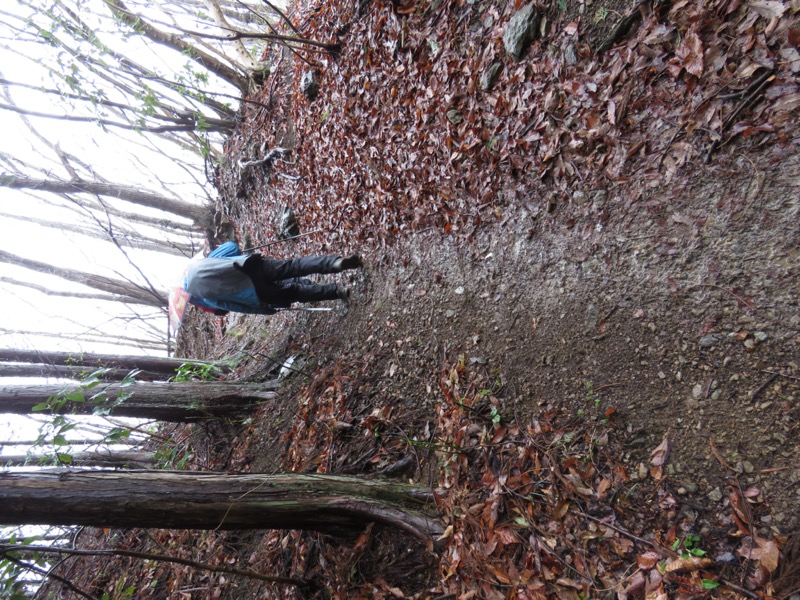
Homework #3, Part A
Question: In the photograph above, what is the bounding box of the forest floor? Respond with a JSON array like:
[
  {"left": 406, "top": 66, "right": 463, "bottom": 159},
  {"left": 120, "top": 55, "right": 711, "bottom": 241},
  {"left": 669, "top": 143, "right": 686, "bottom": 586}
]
[{"left": 51, "top": 0, "right": 800, "bottom": 599}]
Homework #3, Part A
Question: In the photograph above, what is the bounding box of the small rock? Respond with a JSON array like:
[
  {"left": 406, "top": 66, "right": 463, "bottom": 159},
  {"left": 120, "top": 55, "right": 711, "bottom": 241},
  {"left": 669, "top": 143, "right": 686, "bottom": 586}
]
[
  {"left": 590, "top": 190, "right": 608, "bottom": 207},
  {"left": 276, "top": 205, "right": 300, "bottom": 239},
  {"left": 572, "top": 190, "right": 588, "bottom": 205},
  {"left": 564, "top": 43, "right": 577, "bottom": 65},
  {"left": 716, "top": 552, "right": 736, "bottom": 563},
  {"left": 480, "top": 62, "right": 503, "bottom": 90},
  {"left": 742, "top": 461, "right": 754, "bottom": 474},
  {"left": 699, "top": 334, "right": 721, "bottom": 348},
  {"left": 503, "top": 4, "right": 541, "bottom": 61},
  {"left": 279, "top": 355, "right": 305, "bottom": 379},
  {"left": 682, "top": 481, "right": 698, "bottom": 493},
  {"left": 692, "top": 384, "right": 703, "bottom": 400},
  {"left": 454, "top": 286, "right": 465, "bottom": 295},
  {"left": 586, "top": 304, "right": 598, "bottom": 330},
  {"left": 300, "top": 70, "right": 320, "bottom": 101},
  {"left": 708, "top": 487, "right": 723, "bottom": 502},
  {"left": 446, "top": 109, "right": 464, "bottom": 125},
  {"left": 754, "top": 331, "right": 768, "bottom": 342}
]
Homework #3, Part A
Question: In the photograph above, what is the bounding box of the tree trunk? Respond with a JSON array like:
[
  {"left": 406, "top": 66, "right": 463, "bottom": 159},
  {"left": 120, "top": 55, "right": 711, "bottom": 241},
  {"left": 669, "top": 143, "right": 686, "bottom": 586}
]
[
  {"left": 0, "top": 248, "right": 165, "bottom": 307},
  {"left": 0, "top": 380, "right": 277, "bottom": 421},
  {"left": 0, "top": 210, "right": 195, "bottom": 256},
  {"left": 0, "top": 362, "right": 171, "bottom": 382},
  {"left": 0, "top": 328, "right": 165, "bottom": 353},
  {"left": 1, "top": 450, "right": 156, "bottom": 469},
  {"left": 0, "top": 276, "right": 125, "bottom": 304},
  {"left": 0, "top": 470, "right": 443, "bottom": 540},
  {"left": 103, "top": 0, "right": 250, "bottom": 93},
  {"left": 0, "top": 174, "right": 209, "bottom": 226},
  {"left": 0, "top": 348, "right": 223, "bottom": 380}
]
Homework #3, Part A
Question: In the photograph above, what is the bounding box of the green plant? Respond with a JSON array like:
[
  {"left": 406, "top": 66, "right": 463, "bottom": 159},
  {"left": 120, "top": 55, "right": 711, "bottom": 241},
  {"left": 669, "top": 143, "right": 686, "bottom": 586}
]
[
  {"left": 594, "top": 7, "right": 609, "bottom": 22},
  {"left": 0, "top": 557, "right": 29, "bottom": 600},
  {"left": 170, "top": 361, "right": 219, "bottom": 382},
  {"left": 584, "top": 381, "right": 599, "bottom": 409},
  {"left": 0, "top": 533, "right": 51, "bottom": 600},
  {"left": 154, "top": 443, "right": 193, "bottom": 470},
  {"left": 672, "top": 533, "right": 708, "bottom": 558}
]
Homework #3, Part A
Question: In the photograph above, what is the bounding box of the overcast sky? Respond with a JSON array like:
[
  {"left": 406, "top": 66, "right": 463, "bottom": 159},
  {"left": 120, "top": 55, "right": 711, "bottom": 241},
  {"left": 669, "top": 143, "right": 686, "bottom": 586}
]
[{"left": 0, "top": 0, "right": 224, "bottom": 357}]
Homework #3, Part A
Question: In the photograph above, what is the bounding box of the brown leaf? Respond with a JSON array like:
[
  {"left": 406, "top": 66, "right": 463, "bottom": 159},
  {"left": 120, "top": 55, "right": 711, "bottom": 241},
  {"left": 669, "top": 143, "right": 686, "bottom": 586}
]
[
  {"left": 637, "top": 551, "right": 662, "bottom": 570},
  {"left": 749, "top": 0, "right": 786, "bottom": 19},
  {"left": 650, "top": 435, "right": 670, "bottom": 467},
  {"left": 596, "top": 477, "right": 612, "bottom": 499},
  {"left": 675, "top": 28, "right": 704, "bottom": 77},
  {"left": 663, "top": 556, "right": 714, "bottom": 573},
  {"left": 789, "top": 27, "right": 800, "bottom": 47},
  {"left": 739, "top": 536, "right": 780, "bottom": 572}
]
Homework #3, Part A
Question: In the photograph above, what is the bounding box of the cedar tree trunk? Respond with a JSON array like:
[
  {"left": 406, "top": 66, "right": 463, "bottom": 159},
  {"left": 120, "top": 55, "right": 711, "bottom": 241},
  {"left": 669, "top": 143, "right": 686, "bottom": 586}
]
[
  {"left": 0, "top": 348, "right": 223, "bottom": 381},
  {"left": 1, "top": 450, "right": 155, "bottom": 469},
  {"left": 0, "top": 248, "right": 165, "bottom": 307},
  {"left": 0, "top": 380, "right": 277, "bottom": 421},
  {"left": 0, "top": 174, "right": 208, "bottom": 225},
  {"left": 0, "top": 470, "right": 443, "bottom": 540}
]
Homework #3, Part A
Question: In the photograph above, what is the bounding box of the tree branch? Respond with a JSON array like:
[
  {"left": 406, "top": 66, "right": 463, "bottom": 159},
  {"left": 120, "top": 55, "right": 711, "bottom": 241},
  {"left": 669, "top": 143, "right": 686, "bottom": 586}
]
[{"left": 0, "top": 544, "right": 307, "bottom": 587}]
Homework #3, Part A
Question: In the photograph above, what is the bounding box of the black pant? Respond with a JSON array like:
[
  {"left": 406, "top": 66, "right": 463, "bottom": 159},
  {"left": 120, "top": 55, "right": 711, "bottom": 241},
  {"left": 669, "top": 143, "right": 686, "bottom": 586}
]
[{"left": 238, "top": 254, "right": 340, "bottom": 306}]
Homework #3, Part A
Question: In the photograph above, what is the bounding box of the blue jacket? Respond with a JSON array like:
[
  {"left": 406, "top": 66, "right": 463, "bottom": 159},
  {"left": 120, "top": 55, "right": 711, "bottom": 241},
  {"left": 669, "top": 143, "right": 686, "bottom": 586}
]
[{"left": 185, "top": 242, "right": 277, "bottom": 315}]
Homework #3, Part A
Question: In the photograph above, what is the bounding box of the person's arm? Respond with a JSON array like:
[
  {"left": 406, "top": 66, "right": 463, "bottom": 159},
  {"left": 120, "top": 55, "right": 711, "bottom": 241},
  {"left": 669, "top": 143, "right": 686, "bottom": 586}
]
[{"left": 190, "top": 296, "right": 276, "bottom": 315}]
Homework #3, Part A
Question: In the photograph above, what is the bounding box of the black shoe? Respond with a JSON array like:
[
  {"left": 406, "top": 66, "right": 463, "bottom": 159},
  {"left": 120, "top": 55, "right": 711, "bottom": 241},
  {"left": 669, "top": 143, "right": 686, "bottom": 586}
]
[
  {"left": 334, "top": 255, "right": 363, "bottom": 271},
  {"left": 336, "top": 285, "right": 351, "bottom": 300}
]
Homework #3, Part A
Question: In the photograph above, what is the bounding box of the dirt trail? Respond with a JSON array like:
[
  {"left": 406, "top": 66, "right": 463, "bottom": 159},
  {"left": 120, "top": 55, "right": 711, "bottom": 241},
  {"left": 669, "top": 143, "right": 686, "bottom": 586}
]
[
  {"left": 184, "top": 0, "right": 800, "bottom": 595},
  {"left": 296, "top": 151, "right": 800, "bottom": 536}
]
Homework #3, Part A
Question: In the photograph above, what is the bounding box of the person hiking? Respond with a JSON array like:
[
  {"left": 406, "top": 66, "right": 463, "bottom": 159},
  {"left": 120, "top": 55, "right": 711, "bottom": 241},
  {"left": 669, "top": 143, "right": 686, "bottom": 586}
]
[{"left": 185, "top": 241, "right": 362, "bottom": 316}]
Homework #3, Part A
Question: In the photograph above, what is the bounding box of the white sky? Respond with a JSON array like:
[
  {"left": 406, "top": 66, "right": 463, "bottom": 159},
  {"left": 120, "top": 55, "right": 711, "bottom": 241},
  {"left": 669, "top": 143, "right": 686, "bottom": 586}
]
[
  {"left": 0, "top": 0, "right": 244, "bottom": 451},
  {"left": 0, "top": 0, "right": 228, "bottom": 357}
]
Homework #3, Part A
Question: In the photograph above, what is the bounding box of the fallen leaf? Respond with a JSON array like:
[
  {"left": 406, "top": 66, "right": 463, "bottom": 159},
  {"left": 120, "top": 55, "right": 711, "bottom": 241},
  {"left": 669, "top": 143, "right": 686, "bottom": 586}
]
[
  {"left": 437, "top": 525, "right": 453, "bottom": 541},
  {"left": 739, "top": 536, "right": 780, "bottom": 572},
  {"left": 748, "top": 0, "right": 786, "bottom": 19},
  {"left": 596, "top": 477, "right": 612, "bottom": 499},
  {"left": 637, "top": 551, "right": 662, "bottom": 570},
  {"left": 663, "top": 556, "right": 714, "bottom": 573},
  {"left": 650, "top": 435, "right": 670, "bottom": 467}
]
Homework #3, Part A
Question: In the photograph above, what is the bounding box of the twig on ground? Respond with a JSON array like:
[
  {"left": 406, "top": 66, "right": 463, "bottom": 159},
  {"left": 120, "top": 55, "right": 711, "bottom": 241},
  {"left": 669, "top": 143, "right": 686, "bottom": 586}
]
[
  {"left": 705, "top": 69, "right": 775, "bottom": 162},
  {"left": 596, "top": 0, "right": 648, "bottom": 53},
  {"left": 594, "top": 383, "right": 625, "bottom": 393},
  {"left": 718, "top": 578, "right": 760, "bottom": 599},
  {"left": 760, "top": 369, "right": 800, "bottom": 382},
  {"left": 685, "top": 283, "right": 756, "bottom": 311},
  {"left": 577, "top": 512, "right": 680, "bottom": 559},
  {"left": 709, "top": 437, "right": 734, "bottom": 472},
  {"left": 750, "top": 372, "right": 779, "bottom": 401}
]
